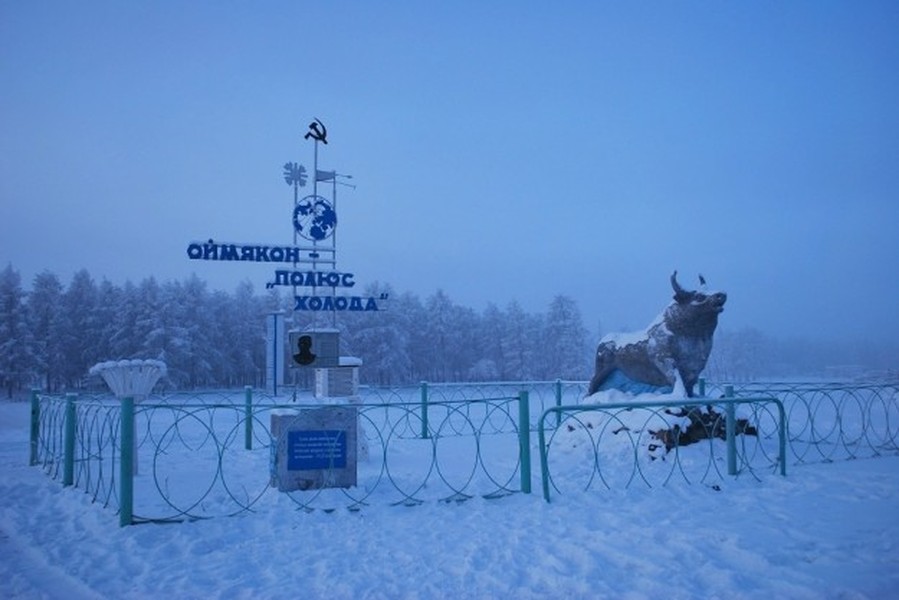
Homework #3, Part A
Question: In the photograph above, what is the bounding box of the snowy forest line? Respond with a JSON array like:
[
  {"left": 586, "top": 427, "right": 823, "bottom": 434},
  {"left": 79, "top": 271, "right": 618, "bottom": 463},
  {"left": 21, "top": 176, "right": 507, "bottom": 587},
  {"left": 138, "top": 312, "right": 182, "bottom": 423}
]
[{"left": 0, "top": 263, "right": 894, "bottom": 396}]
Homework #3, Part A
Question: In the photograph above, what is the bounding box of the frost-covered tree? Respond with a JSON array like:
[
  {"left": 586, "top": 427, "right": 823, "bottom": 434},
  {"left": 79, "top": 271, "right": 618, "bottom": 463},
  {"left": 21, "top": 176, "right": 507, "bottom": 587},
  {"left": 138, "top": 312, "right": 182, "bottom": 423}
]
[
  {"left": 422, "top": 289, "right": 455, "bottom": 381},
  {"left": 134, "top": 276, "right": 166, "bottom": 361},
  {"left": 93, "top": 279, "right": 125, "bottom": 362},
  {"left": 0, "top": 265, "right": 32, "bottom": 397},
  {"left": 30, "top": 261, "right": 891, "bottom": 388},
  {"left": 419, "top": 290, "right": 483, "bottom": 382},
  {"left": 398, "top": 292, "right": 430, "bottom": 382},
  {"left": 347, "top": 283, "right": 411, "bottom": 385},
  {"left": 480, "top": 303, "right": 507, "bottom": 380},
  {"left": 177, "top": 275, "right": 217, "bottom": 387},
  {"left": 224, "top": 280, "right": 265, "bottom": 387},
  {"left": 447, "top": 304, "right": 479, "bottom": 381},
  {"left": 27, "top": 271, "right": 66, "bottom": 392},
  {"left": 60, "top": 269, "right": 100, "bottom": 387},
  {"left": 541, "top": 295, "right": 590, "bottom": 380},
  {"left": 502, "top": 300, "right": 536, "bottom": 380},
  {"left": 108, "top": 280, "right": 142, "bottom": 359}
]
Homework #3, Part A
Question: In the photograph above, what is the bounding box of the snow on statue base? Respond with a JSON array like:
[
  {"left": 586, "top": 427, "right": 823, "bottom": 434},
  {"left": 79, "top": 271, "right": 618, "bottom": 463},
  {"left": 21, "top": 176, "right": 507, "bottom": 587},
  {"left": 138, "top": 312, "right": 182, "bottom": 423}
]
[
  {"left": 565, "top": 390, "right": 760, "bottom": 466},
  {"left": 648, "top": 405, "right": 758, "bottom": 457}
]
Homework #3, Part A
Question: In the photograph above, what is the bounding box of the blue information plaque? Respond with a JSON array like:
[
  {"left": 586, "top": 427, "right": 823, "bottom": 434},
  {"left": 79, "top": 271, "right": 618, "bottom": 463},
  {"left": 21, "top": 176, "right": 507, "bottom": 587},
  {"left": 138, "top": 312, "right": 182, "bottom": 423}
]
[{"left": 287, "top": 430, "right": 347, "bottom": 471}]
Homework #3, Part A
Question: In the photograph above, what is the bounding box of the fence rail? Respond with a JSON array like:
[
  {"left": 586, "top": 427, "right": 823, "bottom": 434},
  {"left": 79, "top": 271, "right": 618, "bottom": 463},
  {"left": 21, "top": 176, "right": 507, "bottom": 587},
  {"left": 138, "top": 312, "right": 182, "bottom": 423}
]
[
  {"left": 538, "top": 395, "right": 786, "bottom": 502},
  {"left": 29, "top": 379, "right": 899, "bottom": 525},
  {"left": 708, "top": 381, "right": 899, "bottom": 463},
  {"left": 31, "top": 388, "right": 532, "bottom": 525},
  {"left": 358, "top": 380, "right": 590, "bottom": 429}
]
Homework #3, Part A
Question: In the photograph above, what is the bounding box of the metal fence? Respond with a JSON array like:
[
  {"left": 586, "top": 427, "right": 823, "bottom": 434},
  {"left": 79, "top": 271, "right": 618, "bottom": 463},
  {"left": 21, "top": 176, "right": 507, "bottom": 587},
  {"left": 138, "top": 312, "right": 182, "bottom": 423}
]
[
  {"left": 358, "top": 380, "right": 590, "bottom": 429},
  {"left": 538, "top": 394, "right": 787, "bottom": 502},
  {"left": 30, "top": 387, "right": 533, "bottom": 526},
  {"left": 703, "top": 381, "right": 899, "bottom": 463},
  {"left": 29, "top": 380, "right": 899, "bottom": 524}
]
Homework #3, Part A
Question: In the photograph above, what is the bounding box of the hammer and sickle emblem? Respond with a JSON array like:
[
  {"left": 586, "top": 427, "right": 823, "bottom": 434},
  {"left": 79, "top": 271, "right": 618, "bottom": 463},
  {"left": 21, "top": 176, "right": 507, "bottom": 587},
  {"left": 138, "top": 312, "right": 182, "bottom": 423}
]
[{"left": 304, "top": 118, "right": 328, "bottom": 144}]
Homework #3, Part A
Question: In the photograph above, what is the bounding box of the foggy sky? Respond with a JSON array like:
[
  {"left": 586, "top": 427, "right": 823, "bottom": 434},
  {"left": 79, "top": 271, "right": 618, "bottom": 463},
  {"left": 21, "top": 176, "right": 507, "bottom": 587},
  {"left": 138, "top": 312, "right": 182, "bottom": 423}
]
[{"left": 2, "top": 2, "right": 898, "bottom": 344}]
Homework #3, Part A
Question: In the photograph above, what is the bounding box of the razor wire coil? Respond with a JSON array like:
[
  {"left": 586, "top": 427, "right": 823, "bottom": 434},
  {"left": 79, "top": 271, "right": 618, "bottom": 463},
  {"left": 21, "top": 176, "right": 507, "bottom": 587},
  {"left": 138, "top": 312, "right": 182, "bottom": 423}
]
[{"left": 31, "top": 380, "right": 898, "bottom": 521}]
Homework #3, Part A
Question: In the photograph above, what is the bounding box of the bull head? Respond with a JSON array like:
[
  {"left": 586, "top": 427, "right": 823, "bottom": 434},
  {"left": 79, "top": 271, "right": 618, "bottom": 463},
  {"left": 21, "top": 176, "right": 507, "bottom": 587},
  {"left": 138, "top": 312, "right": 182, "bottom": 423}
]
[{"left": 670, "top": 271, "right": 726, "bottom": 312}]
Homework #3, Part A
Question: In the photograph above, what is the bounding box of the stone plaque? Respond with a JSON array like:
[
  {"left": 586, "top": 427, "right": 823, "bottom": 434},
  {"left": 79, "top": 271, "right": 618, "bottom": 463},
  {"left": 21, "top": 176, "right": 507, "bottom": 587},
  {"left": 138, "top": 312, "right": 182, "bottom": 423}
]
[
  {"left": 271, "top": 406, "right": 357, "bottom": 491},
  {"left": 315, "top": 366, "right": 358, "bottom": 397}
]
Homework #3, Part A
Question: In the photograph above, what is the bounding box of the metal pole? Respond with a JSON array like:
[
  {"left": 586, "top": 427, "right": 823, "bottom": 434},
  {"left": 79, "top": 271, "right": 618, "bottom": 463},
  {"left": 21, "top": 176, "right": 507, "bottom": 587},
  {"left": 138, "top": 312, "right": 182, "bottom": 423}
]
[
  {"left": 420, "top": 381, "right": 429, "bottom": 439},
  {"left": 776, "top": 398, "right": 787, "bottom": 476},
  {"left": 120, "top": 397, "right": 135, "bottom": 527},
  {"left": 518, "top": 391, "right": 532, "bottom": 494},
  {"left": 63, "top": 393, "right": 76, "bottom": 486},
  {"left": 538, "top": 409, "right": 552, "bottom": 502},
  {"left": 331, "top": 174, "right": 337, "bottom": 328},
  {"left": 292, "top": 168, "right": 299, "bottom": 314},
  {"left": 29, "top": 389, "right": 40, "bottom": 466},
  {"left": 554, "top": 379, "right": 563, "bottom": 428},
  {"left": 698, "top": 377, "right": 706, "bottom": 398},
  {"left": 244, "top": 386, "right": 253, "bottom": 450},
  {"left": 291, "top": 160, "right": 300, "bottom": 247},
  {"left": 724, "top": 385, "right": 737, "bottom": 475},
  {"left": 312, "top": 139, "right": 319, "bottom": 330},
  {"left": 272, "top": 314, "right": 279, "bottom": 397}
]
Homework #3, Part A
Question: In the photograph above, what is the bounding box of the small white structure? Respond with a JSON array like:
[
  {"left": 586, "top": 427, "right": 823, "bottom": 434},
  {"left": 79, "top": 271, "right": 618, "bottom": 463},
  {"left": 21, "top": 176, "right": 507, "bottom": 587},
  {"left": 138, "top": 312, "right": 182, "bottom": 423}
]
[
  {"left": 89, "top": 359, "right": 167, "bottom": 400},
  {"left": 315, "top": 356, "right": 362, "bottom": 398},
  {"left": 89, "top": 359, "right": 167, "bottom": 476}
]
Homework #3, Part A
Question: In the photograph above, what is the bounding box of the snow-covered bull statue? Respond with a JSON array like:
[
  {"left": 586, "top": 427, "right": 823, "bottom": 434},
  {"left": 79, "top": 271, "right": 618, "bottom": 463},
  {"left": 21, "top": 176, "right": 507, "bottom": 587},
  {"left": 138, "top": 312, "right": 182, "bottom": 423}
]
[{"left": 587, "top": 271, "right": 726, "bottom": 398}]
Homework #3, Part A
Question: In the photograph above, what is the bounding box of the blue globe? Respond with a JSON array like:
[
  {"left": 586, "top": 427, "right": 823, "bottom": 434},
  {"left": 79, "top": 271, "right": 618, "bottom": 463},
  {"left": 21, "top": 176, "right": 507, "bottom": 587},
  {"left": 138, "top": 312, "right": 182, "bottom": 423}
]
[{"left": 293, "top": 195, "right": 337, "bottom": 241}]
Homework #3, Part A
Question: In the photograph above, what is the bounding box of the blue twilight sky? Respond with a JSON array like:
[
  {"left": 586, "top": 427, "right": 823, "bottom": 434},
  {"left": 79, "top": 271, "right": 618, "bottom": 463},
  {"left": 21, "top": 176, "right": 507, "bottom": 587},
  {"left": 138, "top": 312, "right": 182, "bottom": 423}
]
[{"left": 2, "top": 1, "right": 898, "bottom": 343}]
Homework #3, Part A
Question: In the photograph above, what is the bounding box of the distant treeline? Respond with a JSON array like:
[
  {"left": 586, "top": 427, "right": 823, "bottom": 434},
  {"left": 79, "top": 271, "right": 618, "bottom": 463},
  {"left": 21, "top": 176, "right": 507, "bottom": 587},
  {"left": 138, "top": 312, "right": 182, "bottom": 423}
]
[
  {"left": 0, "top": 264, "right": 893, "bottom": 397},
  {"left": 0, "top": 264, "right": 591, "bottom": 394}
]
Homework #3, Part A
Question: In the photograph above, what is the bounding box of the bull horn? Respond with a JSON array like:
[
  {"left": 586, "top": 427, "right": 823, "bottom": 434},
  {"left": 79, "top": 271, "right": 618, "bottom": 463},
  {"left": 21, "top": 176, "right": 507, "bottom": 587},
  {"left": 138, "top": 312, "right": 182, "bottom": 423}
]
[{"left": 671, "top": 270, "right": 687, "bottom": 295}]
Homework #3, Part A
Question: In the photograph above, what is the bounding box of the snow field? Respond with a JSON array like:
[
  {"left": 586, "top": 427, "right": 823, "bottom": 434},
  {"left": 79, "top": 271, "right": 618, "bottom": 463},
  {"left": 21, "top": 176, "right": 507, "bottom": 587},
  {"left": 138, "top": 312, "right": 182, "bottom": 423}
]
[{"left": 6, "top": 384, "right": 899, "bottom": 598}]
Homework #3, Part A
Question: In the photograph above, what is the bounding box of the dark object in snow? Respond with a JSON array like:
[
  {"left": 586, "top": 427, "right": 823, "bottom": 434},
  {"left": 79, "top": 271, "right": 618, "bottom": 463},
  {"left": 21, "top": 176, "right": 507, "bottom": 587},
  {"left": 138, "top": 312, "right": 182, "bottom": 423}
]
[
  {"left": 587, "top": 271, "right": 726, "bottom": 398},
  {"left": 649, "top": 405, "right": 758, "bottom": 454}
]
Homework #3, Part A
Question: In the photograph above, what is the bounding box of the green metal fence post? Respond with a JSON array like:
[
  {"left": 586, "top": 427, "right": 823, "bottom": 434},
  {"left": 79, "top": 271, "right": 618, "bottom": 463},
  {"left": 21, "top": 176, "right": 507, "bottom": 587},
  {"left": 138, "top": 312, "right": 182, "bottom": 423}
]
[
  {"left": 518, "top": 391, "right": 532, "bottom": 494},
  {"left": 29, "top": 389, "right": 40, "bottom": 466},
  {"left": 538, "top": 409, "right": 552, "bottom": 502},
  {"left": 244, "top": 386, "right": 253, "bottom": 450},
  {"left": 724, "top": 385, "right": 737, "bottom": 475},
  {"left": 120, "top": 396, "right": 134, "bottom": 527},
  {"left": 698, "top": 377, "right": 706, "bottom": 398},
  {"left": 775, "top": 398, "right": 787, "bottom": 477},
  {"left": 420, "top": 381, "right": 429, "bottom": 439},
  {"left": 554, "top": 379, "right": 562, "bottom": 428},
  {"left": 63, "top": 393, "right": 76, "bottom": 486}
]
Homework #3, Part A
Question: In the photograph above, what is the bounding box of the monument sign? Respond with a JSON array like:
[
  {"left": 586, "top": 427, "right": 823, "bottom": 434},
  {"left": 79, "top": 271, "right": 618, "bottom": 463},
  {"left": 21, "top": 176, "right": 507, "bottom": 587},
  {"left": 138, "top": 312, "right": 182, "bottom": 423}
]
[
  {"left": 271, "top": 406, "right": 358, "bottom": 491},
  {"left": 184, "top": 118, "right": 387, "bottom": 393}
]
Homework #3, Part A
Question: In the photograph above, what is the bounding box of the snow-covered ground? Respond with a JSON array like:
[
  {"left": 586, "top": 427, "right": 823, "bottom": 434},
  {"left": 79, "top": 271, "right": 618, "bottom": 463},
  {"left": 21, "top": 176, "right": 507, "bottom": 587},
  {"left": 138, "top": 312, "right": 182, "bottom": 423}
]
[{"left": 2, "top": 397, "right": 898, "bottom": 599}]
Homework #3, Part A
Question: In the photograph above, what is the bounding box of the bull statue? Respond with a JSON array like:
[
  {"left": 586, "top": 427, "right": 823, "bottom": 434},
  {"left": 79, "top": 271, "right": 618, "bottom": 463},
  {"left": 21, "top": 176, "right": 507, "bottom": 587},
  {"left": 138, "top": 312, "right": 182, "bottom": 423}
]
[{"left": 587, "top": 271, "right": 726, "bottom": 398}]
